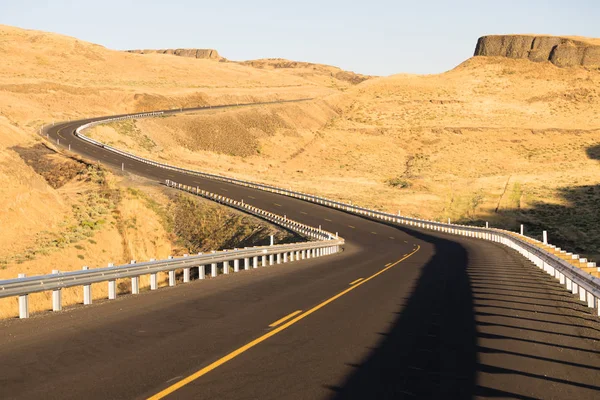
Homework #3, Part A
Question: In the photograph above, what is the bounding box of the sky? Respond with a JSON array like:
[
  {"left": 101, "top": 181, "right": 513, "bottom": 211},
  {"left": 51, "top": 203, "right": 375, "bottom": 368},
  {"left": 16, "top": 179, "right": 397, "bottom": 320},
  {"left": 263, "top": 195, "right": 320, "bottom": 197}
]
[{"left": 1, "top": 0, "right": 599, "bottom": 76}]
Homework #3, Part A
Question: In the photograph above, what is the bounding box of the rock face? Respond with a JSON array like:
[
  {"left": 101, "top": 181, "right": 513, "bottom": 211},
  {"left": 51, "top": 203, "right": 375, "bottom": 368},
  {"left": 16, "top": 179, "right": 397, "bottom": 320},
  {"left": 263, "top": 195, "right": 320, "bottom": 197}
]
[
  {"left": 474, "top": 35, "right": 600, "bottom": 68},
  {"left": 126, "top": 49, "right": 221, "bottom": 60}
]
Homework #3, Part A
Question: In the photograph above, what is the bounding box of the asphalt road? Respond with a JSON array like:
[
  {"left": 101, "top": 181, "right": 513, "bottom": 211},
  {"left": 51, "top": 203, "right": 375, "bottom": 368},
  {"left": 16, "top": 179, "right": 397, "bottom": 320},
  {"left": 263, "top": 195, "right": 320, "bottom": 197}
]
[{"left": 1, "top": 106, "right": 600, "bottom": 399}]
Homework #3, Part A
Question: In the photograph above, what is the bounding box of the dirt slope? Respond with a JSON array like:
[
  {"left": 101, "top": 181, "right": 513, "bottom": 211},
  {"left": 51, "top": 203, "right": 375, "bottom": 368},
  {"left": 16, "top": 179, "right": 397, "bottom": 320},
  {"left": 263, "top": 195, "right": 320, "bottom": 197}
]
[
  {"left": 0, "top": 24, "right": 336, "bottom": 318},
  {"left": 2, "top": 24, "right": 600, "bottom": 314},
  {"left": 91, "top": 53, "right": 600, "bottom": 260}
]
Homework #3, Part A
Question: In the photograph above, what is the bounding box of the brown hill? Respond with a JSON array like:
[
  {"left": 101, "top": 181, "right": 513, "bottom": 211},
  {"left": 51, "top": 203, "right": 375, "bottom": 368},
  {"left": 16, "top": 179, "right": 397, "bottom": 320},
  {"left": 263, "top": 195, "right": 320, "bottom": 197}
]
[
  {"left": 475, "top": 34, "right": 600, "bottom": 67},
  {"left": 91, "top": 55, "right": 600, "bottom": 261},
  {"left": 0, "top": 23, "right": 343, "bottom": 318}
]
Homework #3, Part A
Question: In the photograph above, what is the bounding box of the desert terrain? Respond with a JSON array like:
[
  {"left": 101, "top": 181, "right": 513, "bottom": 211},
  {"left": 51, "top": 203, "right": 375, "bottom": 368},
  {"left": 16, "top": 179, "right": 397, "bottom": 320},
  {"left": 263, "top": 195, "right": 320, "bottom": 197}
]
[
  {"left": 0, "top": 24, "right": 341, "bottom": 317},
  {"left": 89, "top": 51, "right": 600, "bottom": 261},
  {"left": 1, "top": 25, "right": 599, "bottom": 316}
]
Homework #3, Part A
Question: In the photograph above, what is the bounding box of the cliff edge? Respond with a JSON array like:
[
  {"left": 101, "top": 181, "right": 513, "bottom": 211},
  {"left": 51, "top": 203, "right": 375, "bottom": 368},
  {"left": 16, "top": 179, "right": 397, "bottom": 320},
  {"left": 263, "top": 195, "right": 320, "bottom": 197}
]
[
  {"left": 126, "top": 48, "right": 222, "bottom": 60},
  {"left": 474, "top": 35, "right": 600, "bottom": 68}
]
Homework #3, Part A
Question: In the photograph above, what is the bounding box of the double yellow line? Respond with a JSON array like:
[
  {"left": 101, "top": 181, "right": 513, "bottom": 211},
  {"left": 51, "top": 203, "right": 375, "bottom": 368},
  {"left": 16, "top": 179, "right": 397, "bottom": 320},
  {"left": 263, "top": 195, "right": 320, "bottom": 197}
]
[{"left": 148, "top": 245, "right": 421, "bottom": 399}]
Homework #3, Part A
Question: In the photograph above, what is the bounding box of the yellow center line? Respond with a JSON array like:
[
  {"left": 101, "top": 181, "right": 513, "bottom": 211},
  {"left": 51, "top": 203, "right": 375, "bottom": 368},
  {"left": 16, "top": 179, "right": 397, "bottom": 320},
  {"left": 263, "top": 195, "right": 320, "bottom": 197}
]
[
  {"left": 349, "top": 278, "right": 363, "bottom": 285},
  {"left": 324, "top": 218, "right": 332, "bottom": 222},
  {"left": 348, "top": 225, "right": 355, "bottom": 229},
  {"left": 268, "top": 310, "right": 303, "bottom": 328},
  {"left": 371, "top": 232, "right": 377, "bottom": 235},
  {"left": 147, "top": 245, "right": 420, "bottom": 399},
  {"left": 389, "top": 237, "right": 395, "bottom": 240},
  {"left": 220, "top": 188, "right": 229, "bottom": 192},
  {"left": 274, "top": 203, "right": 282, "bottom": 207},
  {"left": 300, "top": 211, "right": 308, "bottom": 215},
  {"left": 248, "top": 195, "right": 256, "bottom": 199},
  {"left": 385, "top": 263, "right": 392, "bottom": 267}
]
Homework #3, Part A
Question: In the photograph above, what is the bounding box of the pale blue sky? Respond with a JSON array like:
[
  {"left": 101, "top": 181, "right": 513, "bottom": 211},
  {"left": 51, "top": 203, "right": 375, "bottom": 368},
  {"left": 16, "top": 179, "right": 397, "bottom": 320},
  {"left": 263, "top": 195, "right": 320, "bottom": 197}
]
[{"left": 1, "top": 0, "right": 599, "bottom": 75}]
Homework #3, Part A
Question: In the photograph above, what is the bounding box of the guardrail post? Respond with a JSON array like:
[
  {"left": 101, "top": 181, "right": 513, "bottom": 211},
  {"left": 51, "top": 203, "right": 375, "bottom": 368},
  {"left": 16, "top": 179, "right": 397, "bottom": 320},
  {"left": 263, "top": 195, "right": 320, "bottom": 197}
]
[
  {"left": 82, "top": 266, "right": 92, "bottom": 305},
  {"left": 107, "top": 262, "right": 116, "bottom": 300},
  {"left": 18, "top": 273, "right": 29, "bottom": 319},
  {"left": 183, "top": 254, "right": 190, "bottom": 283},
  {"left": 302, "top": 250, "right": 306, "bottom": 260},
  {"left": 150, "top": 259, "right": 158, "bottom": 290},
  {"left": 283, "top": 252, "right": 289, "bottom": 263},
  {"left": 253, "top": 256, "right": 258, "bottom": 269},
  {"left": 270, "top": 235, "right": 274, "bottom": 246},
  {"left": 211, "top": 262, "right": 218, "bottom": 277},
  {"left": 224, "top": 260, "right": 230, "bottom": 274},
  {"left": 169, "top": 270, "right": 176, "bottom": 286},
  {"left": 543, "top": 231, "right": 548, "bottom": 245},
  {"left": 128, "top": 260, "right": 139, "bottom": 294},
  {"left": 244, "top": 257, "right": 250, "bottom": 270},
  {"left": 269, "top": 254, "right": 274, "bottom": 266},
  {"left": 520, "top": 224, "right": 524, "bottom": 235},
  {"left": 261, "top": 254, "right": 267, "bottom": 267},
  {"left": 234, "top": 258, "right": 240, "bottom": 272},
  {"left": 276, "top": 253, "right": 281, "bottom": 264},
  {"left": 51, "top": 269, "right": 62, "bottom": 312}
]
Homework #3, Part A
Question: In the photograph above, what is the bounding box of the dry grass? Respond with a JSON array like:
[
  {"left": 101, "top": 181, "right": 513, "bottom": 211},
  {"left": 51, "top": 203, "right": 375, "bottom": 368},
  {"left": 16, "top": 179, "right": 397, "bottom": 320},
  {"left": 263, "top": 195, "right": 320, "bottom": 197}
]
[
  {"left": 2, "top": 24, "right": 600, "bottom": 316},
  {"left": 91, "top": 57, "right": 600, "bottom": 260},
  {"left": 0, "top": 24, "right": 343, "bottom": 311}
]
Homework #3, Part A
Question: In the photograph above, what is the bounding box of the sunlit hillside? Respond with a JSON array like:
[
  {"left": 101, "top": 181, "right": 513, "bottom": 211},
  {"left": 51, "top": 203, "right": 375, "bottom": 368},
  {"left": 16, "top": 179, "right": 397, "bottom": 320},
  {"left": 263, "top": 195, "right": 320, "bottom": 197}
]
[
  {"left": 90, "top": 55, "right": 600, "bottom": 259},
  {"left": 2, "top": 24, "right": 600, "bottom": 316},
  {"left": 0, "top": 24, "right": 345, "bottom": 317}
]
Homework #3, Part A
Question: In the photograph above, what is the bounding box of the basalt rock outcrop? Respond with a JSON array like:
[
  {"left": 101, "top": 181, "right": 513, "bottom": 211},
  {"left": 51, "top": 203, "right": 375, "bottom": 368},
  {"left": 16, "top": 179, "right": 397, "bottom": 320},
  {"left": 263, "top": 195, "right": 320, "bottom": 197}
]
[
  {"left": 474, "top": 35, "right": 600, "bottom": 68},
  {"left": 126, "top": 49, "right": 222, "bottom": 60}
]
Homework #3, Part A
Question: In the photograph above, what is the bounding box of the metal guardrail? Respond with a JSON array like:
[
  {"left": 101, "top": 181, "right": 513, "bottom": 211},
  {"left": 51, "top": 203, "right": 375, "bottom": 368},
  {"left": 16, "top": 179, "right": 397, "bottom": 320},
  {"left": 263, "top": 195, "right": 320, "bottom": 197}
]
[
  {"left": 0, "top": 241, "right": 340, "bottom": 299},
  {"left": 33, "top": 108, "right": 600, "bottom": 321},
  {"left": 2, "top": 174, "right": 343, "bottom": 319}
]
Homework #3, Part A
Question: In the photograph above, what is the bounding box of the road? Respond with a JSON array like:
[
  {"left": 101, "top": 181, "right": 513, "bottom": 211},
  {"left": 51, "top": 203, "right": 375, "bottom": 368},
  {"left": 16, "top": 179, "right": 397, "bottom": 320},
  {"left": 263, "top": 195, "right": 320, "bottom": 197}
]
[{"left": 1, "top": 106, "right": 600, "bottom": 399}]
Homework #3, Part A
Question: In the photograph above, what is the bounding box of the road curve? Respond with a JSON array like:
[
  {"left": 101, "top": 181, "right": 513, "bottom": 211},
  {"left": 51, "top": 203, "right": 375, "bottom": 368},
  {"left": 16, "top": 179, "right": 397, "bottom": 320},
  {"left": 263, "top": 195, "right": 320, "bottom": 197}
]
[{"left": 1, "top": 105, "right": 600, "bottom": 399}]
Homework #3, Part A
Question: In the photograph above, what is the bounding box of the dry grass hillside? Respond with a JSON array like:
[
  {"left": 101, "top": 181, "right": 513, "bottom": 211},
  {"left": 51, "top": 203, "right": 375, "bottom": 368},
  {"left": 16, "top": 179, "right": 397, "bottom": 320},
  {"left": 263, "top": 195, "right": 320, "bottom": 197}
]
[
  {"left": 2, "top": 24, "right": 600, "bottom": 317},
  {"left": 0, "top": 24, "right": 337, "bottom": 318},
  {"left": 89, "top": 55, "right": 600, "bottom": 260}
]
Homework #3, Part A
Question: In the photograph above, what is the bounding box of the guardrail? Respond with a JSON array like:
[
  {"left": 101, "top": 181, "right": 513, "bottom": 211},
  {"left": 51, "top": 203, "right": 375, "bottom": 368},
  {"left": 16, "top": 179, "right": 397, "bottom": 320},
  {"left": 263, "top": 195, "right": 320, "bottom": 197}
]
[
  {"left": 1, "top": 182, "right": 343, "bottom": 319},
  {"left": 67, "top": 109, "right": 600, "bottom": 317}
]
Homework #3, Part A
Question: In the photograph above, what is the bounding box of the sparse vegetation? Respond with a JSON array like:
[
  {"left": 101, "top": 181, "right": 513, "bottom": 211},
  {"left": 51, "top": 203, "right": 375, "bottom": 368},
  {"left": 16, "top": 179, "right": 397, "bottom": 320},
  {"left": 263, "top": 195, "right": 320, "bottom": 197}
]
[
  {"left": 386, "top": 177, "right": 411, "bottom": 189},
  {"left": 169, "top": 193, "right": 300, "bottom": 252}
]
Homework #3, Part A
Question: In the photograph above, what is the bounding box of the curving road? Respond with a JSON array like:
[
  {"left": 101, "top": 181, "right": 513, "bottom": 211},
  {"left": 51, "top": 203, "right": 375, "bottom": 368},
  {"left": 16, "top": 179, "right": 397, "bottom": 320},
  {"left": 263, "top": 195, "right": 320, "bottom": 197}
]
[{"left": 1, "top": 105, "right": 600, "bottom": 399}]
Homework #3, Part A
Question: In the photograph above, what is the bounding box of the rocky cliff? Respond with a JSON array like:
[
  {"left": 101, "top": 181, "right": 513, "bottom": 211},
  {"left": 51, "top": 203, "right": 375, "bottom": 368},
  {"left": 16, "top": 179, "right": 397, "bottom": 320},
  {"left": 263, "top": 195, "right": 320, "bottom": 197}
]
[
  {"left": 126, "top": 48, "right": 222, "bottom": 60},
  {"left": 474, "top": 35, "right": 600, "bottom": 68}
]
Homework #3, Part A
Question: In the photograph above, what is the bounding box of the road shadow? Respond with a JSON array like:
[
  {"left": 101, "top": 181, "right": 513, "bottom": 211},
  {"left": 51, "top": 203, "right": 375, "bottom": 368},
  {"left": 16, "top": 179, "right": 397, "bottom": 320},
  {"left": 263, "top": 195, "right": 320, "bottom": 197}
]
[
  {"left": 324, "top": 223, "right": 600, "bottom": 399},
  {"left": 325, "top": 228, "right": 478, "bottom": 399}
]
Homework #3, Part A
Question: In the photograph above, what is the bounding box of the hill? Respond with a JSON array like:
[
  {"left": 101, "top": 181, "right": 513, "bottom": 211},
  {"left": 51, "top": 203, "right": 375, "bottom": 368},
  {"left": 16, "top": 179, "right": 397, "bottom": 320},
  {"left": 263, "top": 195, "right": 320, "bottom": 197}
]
[
  {"left": 0, "top": 24, "right": 337, "bottom": 317},
  {"left": 88, "top": 46, "right": 600, "bottom": 261},
  {"left": 2, "top": 24, "right": 600, "bottom": 313}
]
